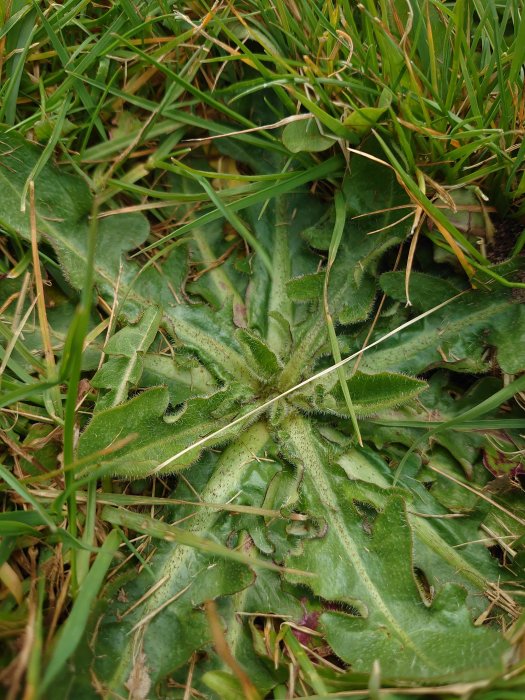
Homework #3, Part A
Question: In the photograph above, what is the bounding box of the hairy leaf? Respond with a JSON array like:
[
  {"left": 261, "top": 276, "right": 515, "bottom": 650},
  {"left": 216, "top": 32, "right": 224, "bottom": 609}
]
[
  {"left": 92, "top": 306, "right": 162, "bottom": 409},
  {"left": 56, "top": 425, "right": 274, "bottom": 695},
  {"left": 321, "top": 499, "right": 510, "bottom": 682},
  {"left": 281, "top": 416, "right": 510, "bottom": 681},
  {"left": 293, "top": 370, "right": 427, "bottom": 417},
  {"left": 358, "top": 290, "right": 523, "bottom": 374},
  {"left": 380, "top": 270, "right": 465, "bottom": 309},
  {"left": 2, "top": 131, "right": 521, "bottom": 694},
  {"left": 78, "top": 386, "right": 248, "bottom": 477}
]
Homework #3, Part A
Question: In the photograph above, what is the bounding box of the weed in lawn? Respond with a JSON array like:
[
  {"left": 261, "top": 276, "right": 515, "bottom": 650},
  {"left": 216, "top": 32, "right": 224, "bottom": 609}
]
[{"left": 0, "top": 2, "right": 525, "bottom": 699}]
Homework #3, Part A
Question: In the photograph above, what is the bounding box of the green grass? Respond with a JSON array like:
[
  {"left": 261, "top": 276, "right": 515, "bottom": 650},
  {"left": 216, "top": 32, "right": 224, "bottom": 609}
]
[{"left": 0, "top": 1, "right": 525, "bottom": 698}]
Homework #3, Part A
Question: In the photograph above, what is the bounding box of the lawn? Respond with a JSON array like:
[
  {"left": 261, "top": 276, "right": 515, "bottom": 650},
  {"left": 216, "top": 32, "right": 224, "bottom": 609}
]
[{"left": 1, "top": 1, "right": 525, "bottom": 698}]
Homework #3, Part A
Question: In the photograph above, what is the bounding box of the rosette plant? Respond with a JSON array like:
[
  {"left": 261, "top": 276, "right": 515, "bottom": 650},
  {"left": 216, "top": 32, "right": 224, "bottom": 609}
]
[{"left": 1, "top": 129, "right": 524, "bottom": 698}]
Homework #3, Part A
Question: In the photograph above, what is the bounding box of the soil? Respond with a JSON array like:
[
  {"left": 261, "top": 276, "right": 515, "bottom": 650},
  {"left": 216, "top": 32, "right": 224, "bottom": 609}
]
[
  {"left": 487, "top": 216, "right": 525, "bottom": 301},
  {"left": 487, "top": 216, "right": 524, "bottom": 263}
]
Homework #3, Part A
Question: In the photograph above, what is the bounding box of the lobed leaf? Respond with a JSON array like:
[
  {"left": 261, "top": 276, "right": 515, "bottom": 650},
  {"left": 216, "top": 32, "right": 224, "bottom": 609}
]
[
  {"left": 2, "top": 129, "right": 522, "bottom": 694},
  {"left": 281, "top": 416, "right": 511, "bottom": 682},
  {"left": 91, "top": 306, "right": 162, "bottom": 410},
  {"left": 56, "top": 425, "right": 274, "bottom": 696},
  {"left": 360, "top": 290, "right": 525, "bottom": 375},
  {"left": 78, "top": 387, "right": 247, "bottom": 477},
  {"left": 321, "top": 499, "right": 510, "bottom": 682}
]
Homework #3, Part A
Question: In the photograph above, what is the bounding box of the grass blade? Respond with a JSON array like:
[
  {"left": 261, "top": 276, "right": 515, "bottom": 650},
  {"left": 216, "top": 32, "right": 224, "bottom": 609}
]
[{"left": 40, "top": 529, "right": 121, "bottom": 694}]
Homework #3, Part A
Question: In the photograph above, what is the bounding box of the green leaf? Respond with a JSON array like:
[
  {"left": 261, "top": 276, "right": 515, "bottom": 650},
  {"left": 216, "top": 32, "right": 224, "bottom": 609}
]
[
  {"left": 301, "top": 207, "right": 334, "bottom": 250},
  {"left": 285, "top": 271, "right": 325, "bottom": 301},
  {"left": 0, "top": 129, "right": 163, "bottom": 320},
  {"left": 380, "top": 271, "right": 464, "bottom": 310},
  {"left": 92, "top": 307, "right": 162, "bottom": 410},
  {"left": 91, "top": 355, "right": 142, "bottom": 393},
  {"left": 78, "top": 386, "right": 246, "bottom": 477},
  {"left": 186, "top": 222, "right": 244, "bottom": 311},
  {"left": 103, "top": 306, "right": 161, "bottom": 357},
  {"left": 166, "top": 304, "right": 259, "bottom": 389},
  {"left": 140, "top": 352, "right": 217, "bottom": 404},
  {"left": 321, "top": 500, "right": 510, "bottom": 682},
  {"left": 487, "top": 303, "right": 525, "bottom": 373},
  {"left": 240, "top": 185, "right": 324, "bottom": 356},
  {"left": 343, "top": 140, "right": 408, "bottom": 224},
  {"left": 343, "top": 105, "right": 389, "bottom": 135},
  {"left": 63, "top": 425, "right": 273, "bottom": 696},
  {"left": 237, "top": 328, "right": 282, "bottom": 381},
  {"left": 360, "top": 291, "right": 524, "bottom": 375},
  {"left": 282, "top": 118, "right": 334, "bottom": 153},
  {"left": 295, "top": 371, "right": 427, "bottom": 417},
  {"left": 101, "top": 506, "right": 289, "bottom": 574},
  {"left": 280, "top": 152, "right": 410, "bottom": 388},
  {"left": 281, "top": 416, "right": 510, "bottom": 682},
  {"left": 41, "top": 529, "right": 120, "bottom": 692}
]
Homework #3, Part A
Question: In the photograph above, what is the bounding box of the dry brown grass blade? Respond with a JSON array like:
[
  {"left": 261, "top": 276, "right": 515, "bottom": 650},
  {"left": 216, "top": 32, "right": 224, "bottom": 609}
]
[
  {"left": 29, "top": 182, "right": 56, "bottom": 376},
  {"left": 205, "top": 599, "right": 261, "bottom": 700},
  {"left": 129, "top": 583, "right": 192, "bottom": 634},
  {"left": 183, "top": 112, "right": 314, "bottom": 143},
  {"left": 0, "top": 562, "right": 23, "bottom": 605},
  {"left": 405, "top": 206, "right": 424, "bottom": 306},
  {"left": 4, "top": 576, "right": 36, "bottom": 700}
]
